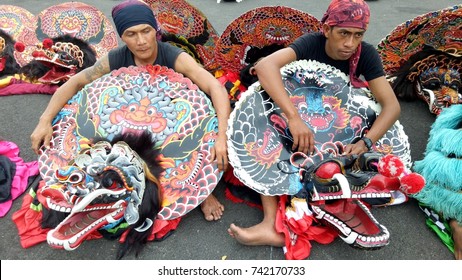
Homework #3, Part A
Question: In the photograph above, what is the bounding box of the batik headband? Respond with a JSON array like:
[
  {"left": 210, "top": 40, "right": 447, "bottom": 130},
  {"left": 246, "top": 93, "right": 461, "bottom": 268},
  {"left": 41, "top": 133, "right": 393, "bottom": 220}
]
[{"left": 321, "top": 0, "right": 370, "bottom": 30}]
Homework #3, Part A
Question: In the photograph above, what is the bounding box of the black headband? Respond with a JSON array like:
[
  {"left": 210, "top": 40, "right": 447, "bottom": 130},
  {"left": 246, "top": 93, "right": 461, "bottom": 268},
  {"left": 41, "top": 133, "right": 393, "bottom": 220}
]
[{"left": 112, "top": 4, "right": 158, "bottom": 37}]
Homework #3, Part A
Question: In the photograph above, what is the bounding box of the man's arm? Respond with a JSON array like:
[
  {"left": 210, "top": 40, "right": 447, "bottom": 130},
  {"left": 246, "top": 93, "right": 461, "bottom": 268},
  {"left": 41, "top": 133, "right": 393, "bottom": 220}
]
[
  {"left": 254, "top": 48, "right": 315, "bottom": 155},
  {"left": 30, "top": 55, "right": 110, "bottom": 153},
  {"left": 174, "top": 53, "right": 232, "bottom": 171},
  {"left": 343, "top": 76, "right": 401, "bottom": 154},
  {"left": 365, "top": 76, "right": 401, "bottom": 143}
]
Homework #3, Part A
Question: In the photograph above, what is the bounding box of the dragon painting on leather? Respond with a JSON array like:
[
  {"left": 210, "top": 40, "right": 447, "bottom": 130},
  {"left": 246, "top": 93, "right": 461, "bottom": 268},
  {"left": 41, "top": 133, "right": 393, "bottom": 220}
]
[
  {"left": 144, "top": 0, "right": 221, "bottom": 72},
  {"left": 31, "top": 65, "right": 221, "bottom": 258},
  {"left": 228, "top": 59, "right": 411, "bottom": 196},
  {"left": 228, "top": 59, "right": 418, "bottom": 257},
  {"left": 215, "top": 6, "right": 321, "bottom": 101}
]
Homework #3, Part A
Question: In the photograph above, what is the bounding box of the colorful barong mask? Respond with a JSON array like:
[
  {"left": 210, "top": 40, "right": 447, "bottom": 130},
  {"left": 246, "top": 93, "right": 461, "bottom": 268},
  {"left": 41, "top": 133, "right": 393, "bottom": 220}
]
[
  {"left": 401, "top": 53, "right": 462, "bottom": 115},
  {"left": 39, "top": 133, "right": 162, "bottom": 257},
  {"left": 17, "top": 36, "right": 96, "bottom": 84}
]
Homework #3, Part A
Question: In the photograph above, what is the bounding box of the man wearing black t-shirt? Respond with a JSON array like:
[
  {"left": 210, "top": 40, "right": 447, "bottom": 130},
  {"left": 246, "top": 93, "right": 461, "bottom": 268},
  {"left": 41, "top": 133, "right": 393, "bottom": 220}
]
[
  {"left": 31, "top": 0, "right": 231, "bottom": 221},
  {"left": 228, "top": 0, "right": 400, "bottom": 247}
]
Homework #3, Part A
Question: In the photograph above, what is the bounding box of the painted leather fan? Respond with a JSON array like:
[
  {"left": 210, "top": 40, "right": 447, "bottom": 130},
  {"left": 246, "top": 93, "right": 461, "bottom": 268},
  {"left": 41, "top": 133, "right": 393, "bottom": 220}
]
[
  {"left": 227, "top": 59, "right": 411, "bottom": 196},
  {"left": 215, "top": 6, "right": 321, "bottom": 73},
  {"left": 0, "top": 5, "right": 37, "bottom": 67},
  {"left": 35, "top": 1, "right": 118, "bottom": 59},
  {"left": 38, "top": 65, "right": 222, "bottom": 221},
  {"left": 144, "top": 0, "right": 221, "bottom": 72},
  {"left": 378, "top": 5, "right": 462, "bottom": 75},
  {"left": 378, "top": 5, "right": 462, "bottom": 115},
  {"left": 228, "top": 59, "right": 415, "bottom": 255}
]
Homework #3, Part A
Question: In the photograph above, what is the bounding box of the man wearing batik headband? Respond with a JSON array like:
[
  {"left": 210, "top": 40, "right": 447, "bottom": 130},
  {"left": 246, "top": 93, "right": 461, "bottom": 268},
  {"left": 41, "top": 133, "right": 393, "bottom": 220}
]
[
  {"left": 31, "top": 0, "right": 230, "bottom": 222},
  {"left": 228, "top": 0, "right": 400, "bottom": 247}
]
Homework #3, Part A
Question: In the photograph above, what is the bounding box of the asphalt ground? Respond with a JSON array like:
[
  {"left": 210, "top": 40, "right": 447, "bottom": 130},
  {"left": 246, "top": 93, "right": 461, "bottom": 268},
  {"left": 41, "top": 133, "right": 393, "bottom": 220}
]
[{"left": 0, "top": 0, "right": 460, "bottom": 265}]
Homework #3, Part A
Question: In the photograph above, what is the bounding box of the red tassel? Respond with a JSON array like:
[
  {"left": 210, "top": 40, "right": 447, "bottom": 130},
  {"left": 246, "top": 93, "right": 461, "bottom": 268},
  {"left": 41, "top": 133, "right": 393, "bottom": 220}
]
[
  {"left": 14, "top": 42, "right": 25, "bottom": 52},
  {"left": 42, "top": 38, "right": 53, "bottom": 49}
]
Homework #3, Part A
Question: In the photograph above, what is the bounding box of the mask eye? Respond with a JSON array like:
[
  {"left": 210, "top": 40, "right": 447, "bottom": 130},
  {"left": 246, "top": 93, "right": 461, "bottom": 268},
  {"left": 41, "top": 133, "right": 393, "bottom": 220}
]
[
  {"left": 423, "top": 80, "right": 441, "bottom": 91},
  {"left": 57, "top": 51, "right": 77, "bottom": 66},
  {"left": 68, "top": 173, "right": 83, "bottom": 183},
  {"left": 100, "top": 170, "right": 124, "bottom": 190}
]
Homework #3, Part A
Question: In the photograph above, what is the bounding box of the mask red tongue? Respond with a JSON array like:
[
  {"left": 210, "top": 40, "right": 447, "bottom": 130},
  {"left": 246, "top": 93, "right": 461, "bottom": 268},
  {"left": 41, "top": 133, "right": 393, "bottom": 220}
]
[
  {"left": 38, "top": 65, "right": 76, "bottom": 84},
  {"left": 0, "top": 57, "right": 6, "bottom": 72}
]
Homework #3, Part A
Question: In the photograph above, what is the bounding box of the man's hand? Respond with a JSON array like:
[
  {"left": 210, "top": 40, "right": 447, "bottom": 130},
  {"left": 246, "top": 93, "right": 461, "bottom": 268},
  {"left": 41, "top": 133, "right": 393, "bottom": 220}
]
[
  {"left": 288, "top": 115, "right": 315, "bottom": 155},
  {"left": 30, "top": 121, "right": 53, "bottom": 155},
  {"left": 343, "top": 140, "right": 369, "bottom": 155},
  {"left": 210, "top": 133, "right": 228, "bottom": 172}
]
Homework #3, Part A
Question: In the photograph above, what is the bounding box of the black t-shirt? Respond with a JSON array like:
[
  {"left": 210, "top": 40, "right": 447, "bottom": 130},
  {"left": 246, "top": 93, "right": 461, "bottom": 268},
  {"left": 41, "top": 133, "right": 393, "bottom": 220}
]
[
  {"left": 289, "top": 33, "right": 384, "bottom": 81},
  {"left": 108, "top": 41, "right": 183, "bottom": 71}
]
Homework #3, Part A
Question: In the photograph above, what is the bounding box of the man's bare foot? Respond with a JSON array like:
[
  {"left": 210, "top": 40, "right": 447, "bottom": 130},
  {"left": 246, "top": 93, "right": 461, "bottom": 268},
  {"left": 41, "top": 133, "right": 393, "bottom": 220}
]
[
  {"left": 201, "top": 194, "right": 224, "bottom": 221},
  {"left": 228, "top": 221, "right": 285, "bottom": 247},
  {"left": 450, "top": 219, "right": 462, "bottom": 260}
]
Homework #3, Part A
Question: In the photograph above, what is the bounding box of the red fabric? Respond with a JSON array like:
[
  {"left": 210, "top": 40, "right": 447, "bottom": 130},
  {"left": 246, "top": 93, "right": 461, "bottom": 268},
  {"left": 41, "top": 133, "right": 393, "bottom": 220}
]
[
  {"left": 148, "top": 217, "right": 182, "bottom": 241},
  {"left": 224, "top": 187, "right": 263, "bottom": 210},
  {"left": 348, "top": 45, "right": 368, "bottom": 88},
  {"left": 223, "top": 167, "right": 263, "bottom": 210},
  {"left": 275, "top": 195, "right": 337, "bottom": 260},
  {"left": 12, "top": 181, "right": 49, "bottom": 248},
  {"left": 223, "top": 168, "right": 245, "bottom": 187},
  {"left": 0, "top": 57, "right": 5, "bottom": 72},
  {"left": 0, "top": 79, "right": 58, "bottom": 96},
  {"left": 0, "top": 141, "right": 39, "bottom": 217}
]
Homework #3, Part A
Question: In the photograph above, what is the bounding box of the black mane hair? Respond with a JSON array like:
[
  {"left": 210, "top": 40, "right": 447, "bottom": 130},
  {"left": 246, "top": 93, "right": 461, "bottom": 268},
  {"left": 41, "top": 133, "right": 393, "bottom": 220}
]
[
  {"left": 239, "top": 44, "right": 284, "bottom": 88},
  {"left": 109, "top": 131, "right": 164, "bottom": 259},
  {"left": 0, "top": 29, "right": 21, "bottom": 76}
]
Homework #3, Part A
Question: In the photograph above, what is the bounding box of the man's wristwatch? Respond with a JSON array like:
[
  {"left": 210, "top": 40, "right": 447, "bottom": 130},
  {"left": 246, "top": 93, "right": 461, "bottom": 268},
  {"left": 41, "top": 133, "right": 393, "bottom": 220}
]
[{"left": 361, "top": 136, "right": 373, "bottom": 151}]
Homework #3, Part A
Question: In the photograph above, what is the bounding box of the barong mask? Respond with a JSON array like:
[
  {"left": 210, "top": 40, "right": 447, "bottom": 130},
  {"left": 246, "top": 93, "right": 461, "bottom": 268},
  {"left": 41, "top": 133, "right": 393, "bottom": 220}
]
[
  {"left": 378, "top": 5, "right": 462, "bottom": 115},
  {"left": 406, "top": 54, "right": 462, "bottom": 115},
  {"left": 40, "top": 136, "right": 159, "bottom": 252},
  {"left": 16, "top": 35, "right": 97, "bottom": 85}
]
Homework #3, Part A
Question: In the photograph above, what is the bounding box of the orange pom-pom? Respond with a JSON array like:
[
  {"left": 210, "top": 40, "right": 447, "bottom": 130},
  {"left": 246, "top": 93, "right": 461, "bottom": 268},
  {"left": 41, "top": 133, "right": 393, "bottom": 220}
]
[
  {"left": 378, "top": 154, "right": 405, "bottom": 177},
  {"left": 400, "top": 173, "right": 425, "bottom": 194},
  {"left": 14, "top": 42, "right": 25, "bottom": 52},
  {"left": 42, "top": 38, "right": 53, "bottom": 49}
]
